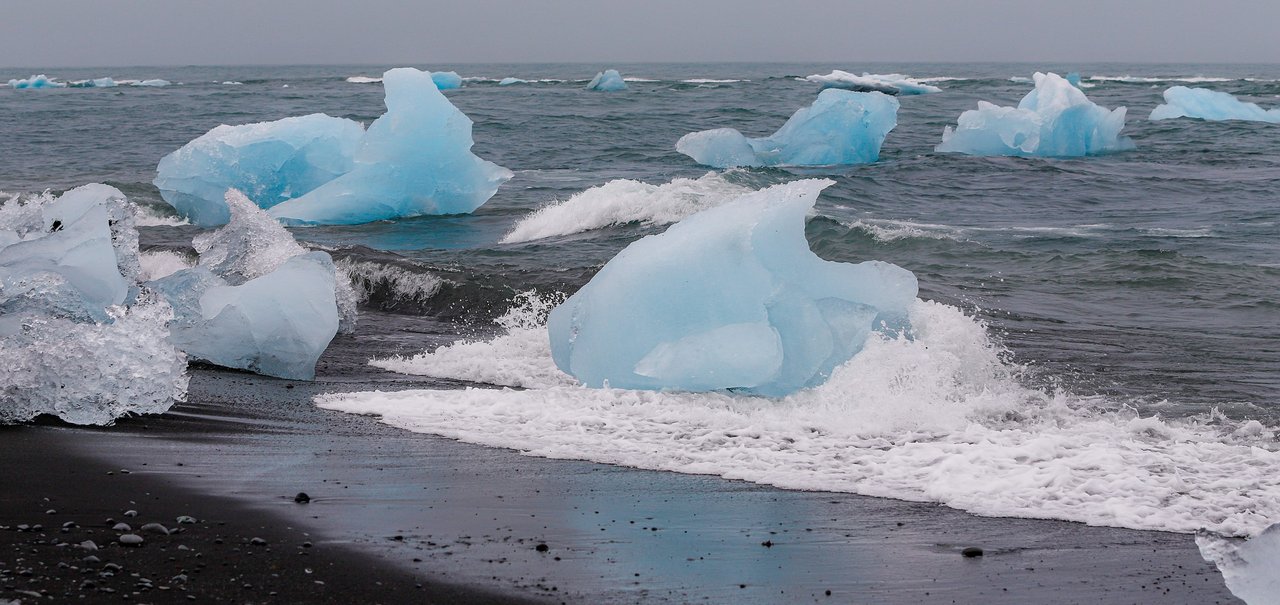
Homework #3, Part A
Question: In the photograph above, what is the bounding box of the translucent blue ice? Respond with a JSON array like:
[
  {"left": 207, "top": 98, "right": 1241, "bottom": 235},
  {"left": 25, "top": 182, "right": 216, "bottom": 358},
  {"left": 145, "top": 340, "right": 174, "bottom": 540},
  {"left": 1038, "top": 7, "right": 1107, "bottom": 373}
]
[
  {"left": 268, "top": 68, "right": 513, "bottom": 225},
  {"left": 431, "top": 71, "right": 463, "bottom": 90},
  {"left": 675, "top": 89, "right": 899, "bottom": 168},
  {"left": 7, "top": 74, "right": 65, "bottom": 89},
  {"left": 69, "top": 77, "right": 117, "bottom": 88},
  {"left": 547, "top": 179, "right": 918, "bottom": 397},
  {"left": 1149, "top": 86, "right": 1280, "bottom": 123},
  {"left": 937, "top": 72, "right": 1133, "bottom": 157},
  {"left": 154, "top": 114, "right": 365, "bottom": 226},
  {"left": 586, "top": 69, "right": 627, "bottom": 91},
  {"left": 805, "top": 71, "right": 941, "bottom": 95}
]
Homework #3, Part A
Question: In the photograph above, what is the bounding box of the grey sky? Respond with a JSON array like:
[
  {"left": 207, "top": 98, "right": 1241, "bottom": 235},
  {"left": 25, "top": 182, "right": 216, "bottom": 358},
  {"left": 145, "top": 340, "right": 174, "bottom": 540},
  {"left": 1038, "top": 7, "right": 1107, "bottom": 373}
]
[{"left": 3, "top": 0, "right": 1278, "bottom": 67}]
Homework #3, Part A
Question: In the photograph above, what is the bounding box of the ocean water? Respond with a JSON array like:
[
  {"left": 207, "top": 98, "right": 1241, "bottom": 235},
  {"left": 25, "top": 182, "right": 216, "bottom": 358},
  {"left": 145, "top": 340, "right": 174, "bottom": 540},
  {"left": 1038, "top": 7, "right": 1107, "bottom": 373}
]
[{"left": 5, "top": 62, "right": 1280, "bottom": 536}]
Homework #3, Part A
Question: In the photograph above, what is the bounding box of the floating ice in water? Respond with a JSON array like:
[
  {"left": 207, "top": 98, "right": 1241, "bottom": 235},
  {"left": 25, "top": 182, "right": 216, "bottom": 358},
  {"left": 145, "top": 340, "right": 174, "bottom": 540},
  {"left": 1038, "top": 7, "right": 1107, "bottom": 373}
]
[
  {"left": 153, "top": 252, "right": 339, "bottom": 381},
  {"left": 268, "top": 68, "right": 512, "bottom": 225},
  {"left": 937, "top": 72, "right": 1133, "bottom": 157},
  {"left": 1198, "top": 523, "right": 1280, "bottom": 605},
  {"left": 676, "top": 89, "right": 898, "bottom": 168},
  {"left": 430, "top": 71, "right": 463, "bottom": 90},
  {"left": 69, "top": 77, "right": 117, "bottom": 88},
  {"left": 586, "top": 69, "right": 627, "bottom": 91},
  {"left": 548, "top": 179, "right": 917, "bottom": 396},
  {"left": 324, "top": 295, "right": 1280, "bottom": 537},
  {"left": 498, "top": 77, "right": 527, "bottom": 86},
  {"left": 134, "top": 79, "right": 171, "bottom": 87},
  {"left": 1, "top": 186, "right": 188, "bottom": 425},
  {"left": 501, "top": 172, "right": 751, "bottom": 243},
  {"left": 1064, "top": 72, "right": 1082, "bottom": 87},
  {"left": 1149, "top": 86, "right": 1280, "bottom": 123},
  {"left": 7, "top": 74, "right": 65, "bottom": 89},
  {"left": 150, "top": 190, "right": 348, "bottom": 380},
  {"left": 154, "top": 113, "right": 365, "bottom": 226},
  {"left": 805, "top": 70, "right": 941, "bottom": 95}
]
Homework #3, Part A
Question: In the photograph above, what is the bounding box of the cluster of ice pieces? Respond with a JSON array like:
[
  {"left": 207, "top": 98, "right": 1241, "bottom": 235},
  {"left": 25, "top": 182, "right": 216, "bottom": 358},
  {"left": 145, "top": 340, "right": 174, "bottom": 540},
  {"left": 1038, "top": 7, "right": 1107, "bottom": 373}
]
[
  {"left": 1198, "top": 523, "right": 1280, "bottom": 605},
  {"left": 1, "top": 185, "right": 189, "bottom": 425},
  {"left": 8, "top": 74, "right": 66, "bottom": 89},
  {"left": 676, "top": 89, "right": 898, "bottom": 168},
  {"left": 150, "top": 190, "right": 353, "bottom": 380},
  {"left": 586, "top": 69, "right": 627, "bottom": 92},
  {"left": 70, "top": 78, "right": 118, "bottom": 88},
  {"left": 937, "top": 72, "right": 1133, "bottom": 157},
  {"left": 548, "top": 179, "right": 918, "bottom": 396},
  {"left": 7, "top": 75, "right": 172, "bottom": 89},
  {"left": 1150, "top": 87, "right": 1280, "bottom": 123},
  {"left": 805, "top": 71, "right": 942, "bottom": 95},
  {"left": 155, "top": 68, "right": 511, "bottom": 226}
]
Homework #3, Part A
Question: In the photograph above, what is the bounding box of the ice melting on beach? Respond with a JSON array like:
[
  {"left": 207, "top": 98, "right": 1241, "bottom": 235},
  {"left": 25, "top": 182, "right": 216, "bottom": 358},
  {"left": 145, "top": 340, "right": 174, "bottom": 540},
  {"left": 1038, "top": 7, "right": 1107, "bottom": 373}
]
[
  {"left": 1, "top": 186, "right": 188, "bottom": 425},
  {"left": 1198, "top": 523, "right": 1280, "bottom": 605},
  {"left": 267, "top": 68, "right": 513, "bottom": 225},
  {"left": 547, "top": 179, "right": 918, "bottom": 396},
  {"left": 676, "top": 89, "right": 898, "bottom": 168},
  {"left": 805, "top": 71, "right": 941, "bottom": 95},
  {"left": 151, "top": 190, "right": 349, "bottom": 379},
  {"left": 937, "top": 72, "right": 1133, "bottom": 157},
  {"left": 7, "top": 74, "right": 66, "bottom": 89},
  {"left": 1149, "top": 86, "right": 1280, "bottom": 123},
  {"left": 154, "top": 114, "right": 365, "bottom": 226},
  {"left": 501, "top": 172, "right": 752, "bottom": 243},
  {"left": 586, "top": 69, "right": 627, "bottom": 91}
]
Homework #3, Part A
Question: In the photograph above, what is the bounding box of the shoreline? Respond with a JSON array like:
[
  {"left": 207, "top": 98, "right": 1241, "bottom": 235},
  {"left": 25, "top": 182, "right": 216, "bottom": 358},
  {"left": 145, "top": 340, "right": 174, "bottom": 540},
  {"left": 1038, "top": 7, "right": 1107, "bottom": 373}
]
[{"left": 3, "top": 339, "right": 1241, "bottom": 603}]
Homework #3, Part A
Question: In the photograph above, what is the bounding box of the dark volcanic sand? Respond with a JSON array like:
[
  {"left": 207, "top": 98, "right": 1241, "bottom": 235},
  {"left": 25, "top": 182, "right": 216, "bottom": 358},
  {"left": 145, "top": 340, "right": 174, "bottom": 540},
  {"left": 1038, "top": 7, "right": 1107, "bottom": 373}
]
[{"left": 1, "top": 312, "right": 1242, "bottom": 604}]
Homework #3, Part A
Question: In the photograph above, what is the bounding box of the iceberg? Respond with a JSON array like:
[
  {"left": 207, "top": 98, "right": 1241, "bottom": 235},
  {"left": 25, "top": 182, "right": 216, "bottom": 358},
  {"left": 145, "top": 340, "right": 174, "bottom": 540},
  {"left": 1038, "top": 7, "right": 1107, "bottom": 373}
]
[
  {"left": 134, "top": 79, "right": 171, "bottom": 87},
  {"left": 676, "top": 89, "right": 898, "bottom": 168},
  {"left": 7, "top": 74, "right": 65, "bottom": 89},
  {"left": 498, "top": 77, "right": 527, "bottom": 86},
  {"left": 586, "top": 69, "right": 627, "bottom": 92},
  {"left": 154, "top": 114, "right": 365, "bottom": 227},
  {"left": 547, "top": 179, "right": 918, "bottom": 396},
  {"left": 936, "top": 72, "right": 1133, "bottom": 157},
  {"left": 1149, "top": 86, "right": 1280, "bottom": 123},
  {"left": 69, "top": 77, "right": 118, "bottom": 88},
  {"left": 267, "top": 68, "right": 513, "bottom": 225},
  {"left": 1198, "top": 524, "right": 1280, "bottom": 605},
  {"left": 805, "top": 71, "right": 941, "bottom": 95},
  {"left": 430, "top": 71, "right": 463, "bottom": 90},
  {"left": 151, "top": 190, "right": 349, "bottom": 379}
]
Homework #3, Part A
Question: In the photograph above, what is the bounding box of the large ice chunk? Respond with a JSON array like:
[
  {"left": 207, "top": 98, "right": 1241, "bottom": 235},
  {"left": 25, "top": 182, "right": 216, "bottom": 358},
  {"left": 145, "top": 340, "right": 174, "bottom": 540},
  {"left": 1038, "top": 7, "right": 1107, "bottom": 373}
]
[
  {"left": 547, "top": 179, "right": 918, "bottom": 396},
  {"left": 153, "top": 252, "right": 339, "bottom": 381},
  {"left": 586, "top": 69, "right": 627, "bottom": 92},
  {"left": 676, "top": 89, "right": 898, "bottom": 168},
  {"left": 154, "top": 114, "right": 365, "bottom": 226},
  {"left": 805, "top": 71, "right": 941, "bottom": 95},
  {"left": 7, "top": 74, "right": 66, "bottom": 89},
  {"left": 1198, "top": 523, "right": 1280, "bottom": 605},
  {"left": 431, "top": 71, "right": 463, "bottom": 90},
  {"left": 937, "top": 72, "right": 1133, "bottom": 157},
  {"left": 1150, "top": 86, "right": 1280, "bottom": 123},
  {"left": 267, "top": 68, "right": 513, "bottom": 225}
]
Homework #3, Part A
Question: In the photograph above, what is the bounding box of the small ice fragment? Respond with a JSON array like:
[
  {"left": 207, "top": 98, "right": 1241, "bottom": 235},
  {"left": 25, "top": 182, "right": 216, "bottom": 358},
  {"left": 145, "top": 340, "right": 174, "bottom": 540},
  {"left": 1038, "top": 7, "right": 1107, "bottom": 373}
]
[
  {"left": 805, "top": 71, "right": 941, "bottom": 95},
  {"left": 586, "top": 69, "right": 627, "bottom": 91},
  {"left": 1149, "top": 86, "right": 1280, "bottom": 123}
]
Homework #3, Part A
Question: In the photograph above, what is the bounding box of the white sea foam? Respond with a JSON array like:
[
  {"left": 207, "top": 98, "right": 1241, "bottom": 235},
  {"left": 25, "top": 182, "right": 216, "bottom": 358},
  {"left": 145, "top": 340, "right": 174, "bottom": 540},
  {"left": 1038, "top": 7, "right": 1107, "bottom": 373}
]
[
  {"left": 682, "top": 78, "right": 748, "bottom": 84},
  {"left": 622, "top": 77, "right": 659, "bottom": 82},
  {"left": 500, "top": 172, "right": 751, "bottom": 244},
  {"left": 1088, "top": 75, "right": 1234, "bottom": 83},
  {"left": 346, "top": 76, "right": 382, "bottom": 84},
  {"left": 323, "top": 297, "right": 1280, "bottom": 537},
  {"left": 138, "top": 250, "right": 194, "bottom": 281},
  {"left": 335, "top": 258, "right": 443, "bottom": 305}
]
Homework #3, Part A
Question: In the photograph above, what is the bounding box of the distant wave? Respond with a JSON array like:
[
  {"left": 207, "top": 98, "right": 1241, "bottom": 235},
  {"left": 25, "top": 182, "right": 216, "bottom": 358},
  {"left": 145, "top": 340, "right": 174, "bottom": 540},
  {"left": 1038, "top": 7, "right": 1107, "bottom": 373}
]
[
  {"left": 681, "top": 78, "right": 749, "bottom": 84},
  {"left": 345, "top": 76, "right": 382, "bottom": 84},
  {"left": 1089, "top": 75, "right": 1234, "bottom": 83},
  {"left": 622, "top": 77, "right": 659, "bottom": 82}
]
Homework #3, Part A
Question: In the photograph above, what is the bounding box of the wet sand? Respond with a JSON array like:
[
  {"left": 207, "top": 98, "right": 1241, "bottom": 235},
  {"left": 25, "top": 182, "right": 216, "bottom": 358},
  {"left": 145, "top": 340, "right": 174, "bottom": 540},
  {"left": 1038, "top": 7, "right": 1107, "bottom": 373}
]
[{"left": 1, "top": 313, "right": 1242, "bottom": 604}]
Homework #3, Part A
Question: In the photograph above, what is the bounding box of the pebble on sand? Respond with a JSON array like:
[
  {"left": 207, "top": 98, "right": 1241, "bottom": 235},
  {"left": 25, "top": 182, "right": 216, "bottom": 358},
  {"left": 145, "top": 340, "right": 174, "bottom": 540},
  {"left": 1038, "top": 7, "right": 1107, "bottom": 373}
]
[
  {"left": 294, "top": 492, "right": 311, "bottom": 504},
  {"left": 961, "top": 546, "right": 984, "bottom": 558},
  {"left": 119, "top": 534, "right": 144, "bottom": 546},
  {"left": 112, "top": 523, "right": 132, "bottom": 532},
  {"left": 141, "top": 522, "right": 170, "bottom": 535}
]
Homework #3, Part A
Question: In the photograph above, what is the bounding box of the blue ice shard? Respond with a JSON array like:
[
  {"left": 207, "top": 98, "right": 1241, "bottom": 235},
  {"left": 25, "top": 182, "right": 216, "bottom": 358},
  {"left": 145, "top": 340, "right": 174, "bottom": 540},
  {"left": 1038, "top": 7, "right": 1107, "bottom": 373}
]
[
  {"left": 937, "top": 72, "right": 1133, "bottom": 157},
  {"left": 805, "top": 71, "right": 941, "bottom": 95},
  {"left": 676, "top": 89, "right": 898, "bottom": 168},
  {"left": 267, "top": 68, "right": 513, "bottom": 225},
  {"left": 7, "top": 74, "right": 65, "bottom": 89},
  {"left": 586, "top": 69, "right": 627, "bottom": 91},
  {"left": 1150, "top": 86, "right": 1280, "bottom": 123},
  {"left": 547, "top": 179, "right": 918, "bottom": 397},
  {"left": 154, "top": 114, "right": 365, "bottom": 226},
  {"left": 431, "top": 71, "right": 463, "bottom": 90}
]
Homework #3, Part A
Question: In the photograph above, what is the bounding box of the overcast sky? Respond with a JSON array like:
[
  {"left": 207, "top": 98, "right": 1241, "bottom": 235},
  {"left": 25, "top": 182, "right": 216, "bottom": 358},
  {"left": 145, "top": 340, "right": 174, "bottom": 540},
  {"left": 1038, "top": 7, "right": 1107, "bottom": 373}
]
[{"left": 3, "top": 0, "right": 1278, "bottom": 67}]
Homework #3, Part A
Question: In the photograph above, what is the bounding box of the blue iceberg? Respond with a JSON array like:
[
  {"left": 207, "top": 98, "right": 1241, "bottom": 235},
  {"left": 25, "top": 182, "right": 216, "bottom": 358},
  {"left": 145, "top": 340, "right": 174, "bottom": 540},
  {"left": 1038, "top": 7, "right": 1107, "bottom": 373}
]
[
  {"left": 7, "top": 74, "right": 65, "bottom": 89},
  {"left": 937, "top": 72, "right": 1133, "bottom": 157},
  {"left": 586, "top": 69, "right": 627, "bottom": 92},
  {"left": 805, "top": 71, "right": 941, "bottom": 95},
  {"left": 431, "top": 71, "right": 463, "bottom": 90},
  {"left": 1150, "top": 86, "right": 1280, "bottom": 123},
  {"left": 154, "top": 114, "right": 365, "bottom": 227},
  {"left": 676, "top": 89, "right": 898, "bottom": 168},
  {"left": 547, "top": 179, "right": 918, "bottom": 397},
  {"left": 267, "top": 68, "right": 513, "bottom": 225}
]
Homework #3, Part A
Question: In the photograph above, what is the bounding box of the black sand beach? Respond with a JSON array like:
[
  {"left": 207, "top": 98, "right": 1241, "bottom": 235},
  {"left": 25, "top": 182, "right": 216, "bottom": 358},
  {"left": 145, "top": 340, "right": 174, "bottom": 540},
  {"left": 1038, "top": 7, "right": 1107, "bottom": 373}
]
[{"left": 0, "top": 312, "right": 1241, "bottom": 604}]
